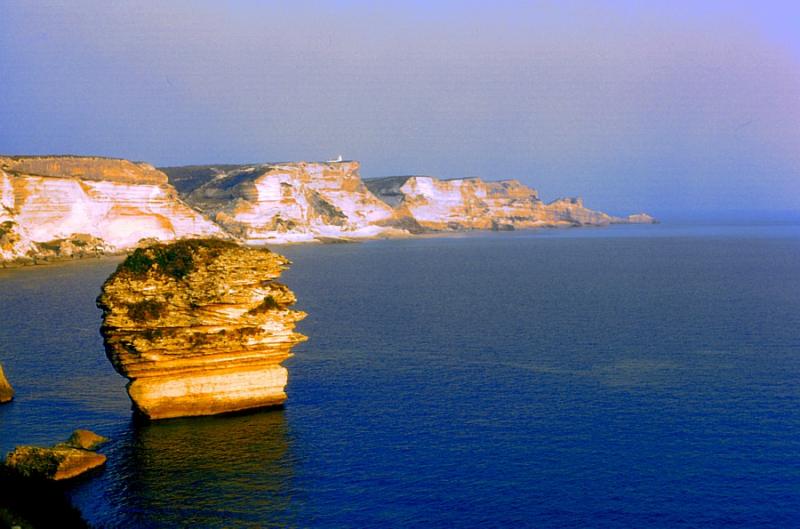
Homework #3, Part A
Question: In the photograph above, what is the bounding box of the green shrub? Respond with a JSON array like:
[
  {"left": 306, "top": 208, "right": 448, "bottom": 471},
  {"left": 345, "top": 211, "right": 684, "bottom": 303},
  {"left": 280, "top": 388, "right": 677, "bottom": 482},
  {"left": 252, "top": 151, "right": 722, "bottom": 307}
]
[
  {"left": 248, "top": 295, "right": 282, "bottom": 314},
  {"left": 0, "top": 220, "right": 15, "bottom": 238},
  {"left": 117, "top": 239, "right": 239, "bottom": 280},
  {"left": 122, "top": 248, "right": 155, "bottom": 276},
  {"left": 7, "top": 448, "right": 64, "bottom": 479},
  {"left": 126, "top": 299, "right": 166, "bottom": 322}
]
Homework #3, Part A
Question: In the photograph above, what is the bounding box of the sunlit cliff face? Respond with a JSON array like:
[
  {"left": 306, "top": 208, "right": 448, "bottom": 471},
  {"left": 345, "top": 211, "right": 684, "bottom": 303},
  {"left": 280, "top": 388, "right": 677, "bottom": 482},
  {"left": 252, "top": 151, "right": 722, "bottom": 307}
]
[
  {"left": 365, "top": 175, "right": 654, "bottom": 230},
  {"left": 183, "top": 161, "right": 398, "bottom": 244},
  {"left": 97, "top": 239, "right": 307, "bottom": 420},
  {"left": 0, "top": 156, "right": 223, "bottom": 261}
]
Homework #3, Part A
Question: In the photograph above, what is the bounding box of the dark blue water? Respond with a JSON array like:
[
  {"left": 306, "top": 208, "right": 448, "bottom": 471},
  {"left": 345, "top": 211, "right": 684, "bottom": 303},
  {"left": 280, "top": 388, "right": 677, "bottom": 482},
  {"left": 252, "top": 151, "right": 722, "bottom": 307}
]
[{"left": 1, "top": 223, "right": 799, "bottom": 528}]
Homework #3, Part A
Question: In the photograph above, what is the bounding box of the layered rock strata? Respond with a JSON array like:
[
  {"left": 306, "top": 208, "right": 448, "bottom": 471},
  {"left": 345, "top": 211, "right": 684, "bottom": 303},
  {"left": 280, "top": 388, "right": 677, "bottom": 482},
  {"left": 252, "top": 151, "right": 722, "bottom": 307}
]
[
  {"left": 4, "top": 430, "right": 107, "bottom": 481},
  {"left": 0, "top": 156, "right": 225, "bottom": 264},
  {"left": 0, "top": 363, "right": 13, "bottom": 403},
  {"left": 97, "top": 239, "right": 307, "bottom": 419},
  {"left": 365, "top": 176, "right": 656, "bottom": 230},
  {"left": 164, "top": 161, "right": 408, "bottom": 243}
]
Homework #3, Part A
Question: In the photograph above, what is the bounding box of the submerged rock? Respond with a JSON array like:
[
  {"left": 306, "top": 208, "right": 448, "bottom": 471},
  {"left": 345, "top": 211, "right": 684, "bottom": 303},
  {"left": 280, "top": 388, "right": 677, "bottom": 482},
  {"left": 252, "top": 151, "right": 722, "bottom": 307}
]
[
  {"left": 97, "top": 239, "right": 307, "bottom": 420},
  {"left": 0, "top": 363, "right": 14, "bottom": 403}
]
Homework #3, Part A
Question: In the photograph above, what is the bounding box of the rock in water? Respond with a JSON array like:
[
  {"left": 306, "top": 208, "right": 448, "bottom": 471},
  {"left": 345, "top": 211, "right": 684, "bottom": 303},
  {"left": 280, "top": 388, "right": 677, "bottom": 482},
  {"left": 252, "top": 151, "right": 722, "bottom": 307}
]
[
  {"left": 97, "top": 239, "right": 307, "bottom": 419},
  {"left": 4, "top": 430, "right": 108, "bottom": 482},
  {"left": 4, "top": 446, "right": 106, "bottom": 481},
  {"left": 60, "top": 429, "right": 108, "bottom": 451},
  {"left": 0, "top": 362, "right": 14, "bottom": 403}
]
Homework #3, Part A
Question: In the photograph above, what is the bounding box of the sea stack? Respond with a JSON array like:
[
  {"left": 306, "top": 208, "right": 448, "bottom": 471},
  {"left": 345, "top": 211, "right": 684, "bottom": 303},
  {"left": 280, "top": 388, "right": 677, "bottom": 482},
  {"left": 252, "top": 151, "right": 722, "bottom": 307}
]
[{"left": 97, "top": 239, "right": 306, "bottom": 419}]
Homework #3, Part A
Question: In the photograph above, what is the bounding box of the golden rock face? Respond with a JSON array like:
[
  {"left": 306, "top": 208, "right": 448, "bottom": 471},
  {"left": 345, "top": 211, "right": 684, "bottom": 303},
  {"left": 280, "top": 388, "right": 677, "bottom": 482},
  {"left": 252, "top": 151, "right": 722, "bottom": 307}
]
[
  {"left": 0, "top": 362, "right": 14, "bottom": 403},
  {"left": 97, "top": 239, "right": 307, "bottom": 420}
]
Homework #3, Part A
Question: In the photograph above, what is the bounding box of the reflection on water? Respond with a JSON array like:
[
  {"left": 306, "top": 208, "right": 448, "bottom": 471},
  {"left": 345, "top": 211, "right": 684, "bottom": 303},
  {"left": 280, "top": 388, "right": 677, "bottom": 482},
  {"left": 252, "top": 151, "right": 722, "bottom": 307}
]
[{"left": 70, "top": 410, "right": 296, "bottom": 528}]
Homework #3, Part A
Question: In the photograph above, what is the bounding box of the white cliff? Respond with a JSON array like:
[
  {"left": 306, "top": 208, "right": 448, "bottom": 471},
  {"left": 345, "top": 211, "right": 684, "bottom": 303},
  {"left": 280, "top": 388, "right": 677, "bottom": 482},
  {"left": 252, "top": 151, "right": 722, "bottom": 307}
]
[
  {"left": 171, "top": 161, "right": 406, "bottom": 244},
  {"left": 0, "top": 156, "right": 225, "bottom": 263},
  {"left": 365, "top": 175, "right": 656, "bottom": 230}
]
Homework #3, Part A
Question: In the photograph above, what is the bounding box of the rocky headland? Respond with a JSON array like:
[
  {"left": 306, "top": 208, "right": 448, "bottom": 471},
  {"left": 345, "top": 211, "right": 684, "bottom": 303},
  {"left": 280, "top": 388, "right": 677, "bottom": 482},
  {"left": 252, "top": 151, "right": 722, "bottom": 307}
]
[
  {"left": 97, "top": 239, "right": 307, "bottom": 419},
  {"left": 364, "top": 175, "right": 656, "bottom": 230},
  {"left": 0, "top": 155, "right": 224, "bottom": 265}
]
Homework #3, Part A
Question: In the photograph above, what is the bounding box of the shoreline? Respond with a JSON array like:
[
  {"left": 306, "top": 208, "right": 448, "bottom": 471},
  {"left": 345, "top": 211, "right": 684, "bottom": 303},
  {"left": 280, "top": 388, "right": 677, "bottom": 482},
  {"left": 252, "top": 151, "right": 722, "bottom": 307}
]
[
  {"left": 0, "top": 253, "right": 126, "bottom": 272},
  {"left": 0, "top": 222, "right": 655, "bottom": 270}
]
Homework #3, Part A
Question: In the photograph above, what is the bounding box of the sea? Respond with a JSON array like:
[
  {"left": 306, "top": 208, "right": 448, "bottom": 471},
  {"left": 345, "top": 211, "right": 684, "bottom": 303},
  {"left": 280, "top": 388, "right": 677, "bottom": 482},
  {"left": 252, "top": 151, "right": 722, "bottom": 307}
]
[{"left": 1, "top": 222, "right": 799, "bottom": 528}]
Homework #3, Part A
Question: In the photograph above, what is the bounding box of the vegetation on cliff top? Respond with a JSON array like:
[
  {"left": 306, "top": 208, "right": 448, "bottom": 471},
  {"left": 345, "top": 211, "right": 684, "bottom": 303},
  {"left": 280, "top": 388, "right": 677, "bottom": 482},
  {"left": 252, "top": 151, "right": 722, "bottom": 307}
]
[{"left": 117, "top": 239, "right": 240, "bottom": 280}]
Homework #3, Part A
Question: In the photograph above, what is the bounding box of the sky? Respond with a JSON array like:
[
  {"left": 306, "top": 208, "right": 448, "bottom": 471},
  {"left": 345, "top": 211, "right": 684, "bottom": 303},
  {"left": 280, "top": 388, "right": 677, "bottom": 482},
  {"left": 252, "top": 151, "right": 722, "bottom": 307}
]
[{"left": 1, "top": 1, "right": 798, "bottom": 218}]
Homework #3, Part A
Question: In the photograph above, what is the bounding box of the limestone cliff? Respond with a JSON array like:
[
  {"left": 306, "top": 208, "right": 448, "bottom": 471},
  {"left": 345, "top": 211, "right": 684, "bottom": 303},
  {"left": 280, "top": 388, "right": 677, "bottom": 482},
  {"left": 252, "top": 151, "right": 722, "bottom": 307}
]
[
  {"left": 0, "top": 156, "right": 225, "bottom": 264},
  {"left": 365, "top": 175, "right": 656, "bottom": 230},
  {"left": 163, "top": 161, "right": 407, "bottom": 243},
  {"left": 1, "top": 154, "right": 655, "bottom": 260},
  {"left": 97, "top": 239, "right": 306, "bottom": 420}
]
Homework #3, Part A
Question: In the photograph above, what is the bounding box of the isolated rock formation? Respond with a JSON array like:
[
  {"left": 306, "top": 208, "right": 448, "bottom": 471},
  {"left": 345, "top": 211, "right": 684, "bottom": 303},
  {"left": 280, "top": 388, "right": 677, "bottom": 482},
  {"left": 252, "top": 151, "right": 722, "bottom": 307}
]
[
  {"left": 97, "top": 239, "right": 307, "bottom": 419},
  {"left": 365, "top": 176, "right": 657, "bottom": 230},
  {"left": 0, "top": 363, "right": 13, "bottom": 403},
  {"left": 0, "top": 156, "right": 224, "bottom": 264},
  {"left": 625, "top": 212, "right": 658, "bottom": 224},
  {"left": 4, "top": 430, "right": 107, "bottom": 481},
  {"left": 4, "top": 447, "right": 106, "bottom": 481},
  {"left": 60, "top": 430, "right": 108, "bottom": 451},
  {"left": 163, "top": 161, "right": 406, "bottom": 243}
]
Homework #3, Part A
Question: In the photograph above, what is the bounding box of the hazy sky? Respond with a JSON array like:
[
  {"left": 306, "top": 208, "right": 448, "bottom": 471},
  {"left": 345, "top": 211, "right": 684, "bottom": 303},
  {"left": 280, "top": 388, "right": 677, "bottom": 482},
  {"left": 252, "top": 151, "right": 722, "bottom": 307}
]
[{"left": 1, "top": 1, "right": 798, "bottom": 217}]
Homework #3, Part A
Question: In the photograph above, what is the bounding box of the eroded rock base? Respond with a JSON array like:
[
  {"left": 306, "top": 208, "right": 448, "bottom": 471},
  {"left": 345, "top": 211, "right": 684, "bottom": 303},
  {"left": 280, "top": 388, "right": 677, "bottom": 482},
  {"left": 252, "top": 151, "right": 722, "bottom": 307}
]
[{"left": 128, "top": 365, "right": 288, "bottom": 420}]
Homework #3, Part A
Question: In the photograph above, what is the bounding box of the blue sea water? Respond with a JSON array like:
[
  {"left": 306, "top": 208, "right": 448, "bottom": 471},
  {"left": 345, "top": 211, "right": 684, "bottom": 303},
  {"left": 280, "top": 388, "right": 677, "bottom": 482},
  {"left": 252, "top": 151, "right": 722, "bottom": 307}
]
[{"left": 1, "top": 223, "right": 799, "bottom": 528}]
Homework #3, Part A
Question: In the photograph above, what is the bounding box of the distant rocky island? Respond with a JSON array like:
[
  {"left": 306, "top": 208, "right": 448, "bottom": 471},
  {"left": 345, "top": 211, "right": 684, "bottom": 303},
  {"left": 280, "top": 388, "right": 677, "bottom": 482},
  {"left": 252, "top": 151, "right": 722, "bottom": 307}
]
[{"left": 1, "top": 155, "right": 655, "bottom": 265}]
